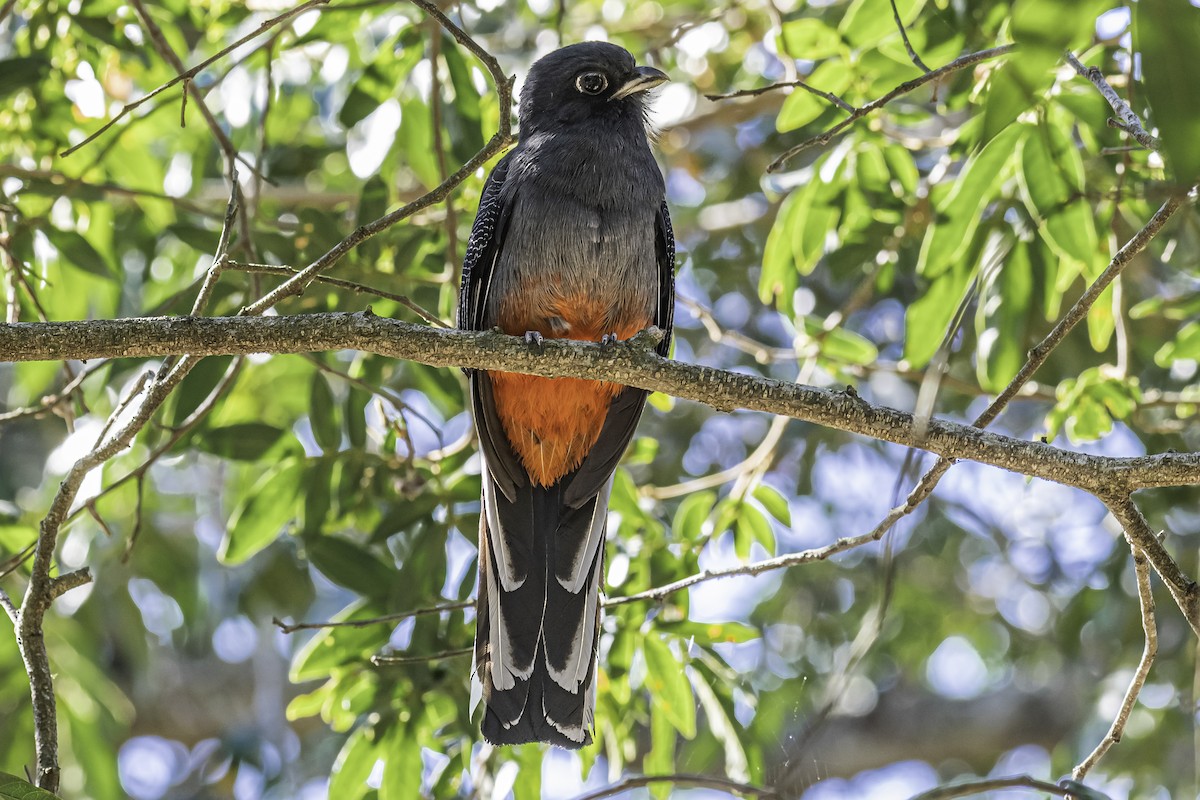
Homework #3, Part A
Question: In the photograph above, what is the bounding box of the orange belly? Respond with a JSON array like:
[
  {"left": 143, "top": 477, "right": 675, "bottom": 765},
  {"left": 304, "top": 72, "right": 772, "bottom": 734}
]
[{"left": 491, "top": 291, "right": 650, "bottom": 486}]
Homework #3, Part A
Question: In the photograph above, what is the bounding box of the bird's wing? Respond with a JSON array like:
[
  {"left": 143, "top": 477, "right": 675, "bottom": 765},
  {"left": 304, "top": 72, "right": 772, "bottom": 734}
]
[
  {"left": 563, "top": 200, "right": 675, "bottom": 509},
  {"left": 460, "top": 152, "right": 524, "bottom": 501}
]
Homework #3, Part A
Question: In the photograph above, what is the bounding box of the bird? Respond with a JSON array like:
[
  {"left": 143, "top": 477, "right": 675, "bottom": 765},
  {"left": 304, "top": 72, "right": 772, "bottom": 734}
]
[{"left": 458, "top": 41, "right": 674, "bottom": 748}]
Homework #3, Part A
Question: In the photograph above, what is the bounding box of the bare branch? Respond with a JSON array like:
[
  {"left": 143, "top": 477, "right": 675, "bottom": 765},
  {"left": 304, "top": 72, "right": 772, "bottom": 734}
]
[
  {"left": 768, "top": 44, "right": 1016, "bottom": 172},
  {"left": 706, "top": 79, "right": 856, "bottom": 113},
  {"left": 572, "top": 773, "right": 778, "bottom": 800},
  {"left": 371, "top": 646, "right": 472, "bottom": 666},
  {"left": 126, "top": 0, "right": 268, "bottom": 182},
  {"left": 1065, "top": 51, "right": 1161, "bottom": 151},
  {"left": 908, "top": 775, "right": 1073, "bottom": 800},
  {"left": 890, "top": 0, "right": 931, "bottom": 73},
  {"left": 1073, "top": 542, "right": 1158, "bottom": 780},
  {"left": 60, "top": 0, "right": 328, "bottom": 159},
  {"left": 227, "top": 261, "right": 449, "bottom": 327},
  {"left": 273, "top": 599, "right": 473, "bottom": 634},
  {"left": 240, "top": 0, "right": 515, "bottom": 314},
  {"left": 3, "top": 315, "right": 1198, "bottom": 492}
]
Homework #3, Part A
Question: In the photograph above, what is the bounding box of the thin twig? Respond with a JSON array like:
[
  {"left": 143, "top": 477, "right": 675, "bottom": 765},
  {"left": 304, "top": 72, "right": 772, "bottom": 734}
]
[
  {"left": 273, "top": 599, "right": 473, "bottom": 633},
  {"left": 706, "top": 79, "right": 855, "bottom": 113},
  {"left": 1065, "top": 51, "right": 1161, "bottom": 151},
  {"left": 572, "top": 773, "right": 778, "bottom": 800},
  {"left": 768, "top": 44, "right": 1016, "bottom": 171},
  {"left": 1073, "top": 542, "right": 1157, "bottom": 779},
  {"left": 890, "top": 0, "right": 931, "bottom": 72},
  {"left": 239, "top": 0, "right": 515, "bottom": 314},
  {"left": 226, "top": 261, "right": 449, "bottom": 326},
  {"left": 371, "top": 646, "right": 472, "bottom": 665},
  {"left": 0, "top": 0, "right": 19, "bottom": 25},
  {"left": 908, "top": 775, "right": 1072, "bottom": 800},
  {"left": 60, "top": 0, "right": 328, "bottom": 159},
  {"left": 127, "top": 0, "right": 268, "bottom": 183}
]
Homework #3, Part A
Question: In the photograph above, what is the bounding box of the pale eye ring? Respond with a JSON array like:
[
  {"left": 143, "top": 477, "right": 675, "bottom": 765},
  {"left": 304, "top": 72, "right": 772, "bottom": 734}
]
[{"left": 575, "top": 72, "right": 608, "bottom": 95}]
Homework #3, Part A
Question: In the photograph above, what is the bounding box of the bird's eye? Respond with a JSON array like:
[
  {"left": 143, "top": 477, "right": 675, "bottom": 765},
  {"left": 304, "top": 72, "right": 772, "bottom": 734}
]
[{"left": 575, "top": 72, "right": 608, "bottom": 95}]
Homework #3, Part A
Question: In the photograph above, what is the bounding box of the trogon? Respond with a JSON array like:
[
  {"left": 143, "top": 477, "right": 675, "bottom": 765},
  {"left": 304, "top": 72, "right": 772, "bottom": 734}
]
[{"left": 457, "top": 42, "right": 674, "bottom": 748}]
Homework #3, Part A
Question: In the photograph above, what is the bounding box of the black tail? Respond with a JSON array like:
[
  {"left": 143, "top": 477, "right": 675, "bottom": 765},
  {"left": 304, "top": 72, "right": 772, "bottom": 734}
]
[{"left": 474, "top": 475, "right": 610, "bottom": 748}]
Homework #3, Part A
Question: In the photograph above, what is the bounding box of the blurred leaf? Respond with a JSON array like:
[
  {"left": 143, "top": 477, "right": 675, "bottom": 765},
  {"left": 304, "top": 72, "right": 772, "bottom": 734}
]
[
  {"left": 904, "top": 260, "right": 971, "bottom": 367},
  {"left": 671, "top": 491, "right": 715, "bottom": 542},
  {"left": 1017, "top": 123, "right": 1097, "bottom": 269},
  {"left": 0, "top": 57, "right": 50, "bottom": 100},
  {"left": 917, "top": 123, "right": 1021, "bottom": 278},
  {"left": 1155, "top": 321, "right": 1200, "bottom": 366},
  {"left": 328, "top": 726, "right": 378, "bottom": 800},
  {"left": 219, "top": 457, "right": 304, "bottom": 564},
  {"left": 776, "top": 62, "right": 851, "bottom": 132},
  {"left": 308, "top": 534, "right": 397, "bottom": 599},
  {"left": 642, "top": 635, "right": 696, "bottom": 739},
  {"left": 196, "top": 422, "right": 286, "bottom": 461},
  {"left": 976, "top": 239, "right": 1032, "bottom": 391},
  {"left": 752, "top": 484, "right": 791, "bottom": 526},
  {"left": 290, "top": 599, "right": 394, "bottom": 681},
  {"left": 781, "top": 18, "right": 843, "bottom": 60},
  {"left": 47, "top": 229, "right": 110, "bottom": 277},
  {"left": 1135, "top": 0, "right": 1200, "bottom": 184},
  {"left": 310, "top": 371, "right": 341, "bottom": 453}
]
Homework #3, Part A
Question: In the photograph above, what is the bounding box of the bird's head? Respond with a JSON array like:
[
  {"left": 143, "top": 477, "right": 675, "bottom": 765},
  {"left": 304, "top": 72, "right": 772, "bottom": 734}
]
[{"left": 517, "top": 42, "right": 668, "bottom": 135}]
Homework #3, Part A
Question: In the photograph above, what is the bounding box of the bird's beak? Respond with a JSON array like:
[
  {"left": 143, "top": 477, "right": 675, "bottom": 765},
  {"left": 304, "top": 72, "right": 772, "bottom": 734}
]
[{"left": 610, "top": 66, "right": 669, "bottom": 100}]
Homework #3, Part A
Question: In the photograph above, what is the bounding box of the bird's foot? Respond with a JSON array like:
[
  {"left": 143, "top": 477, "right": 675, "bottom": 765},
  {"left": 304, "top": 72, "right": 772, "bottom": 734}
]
[
  {"left": 524, "top": 330, "right": 545, "bottom": 352},
  {"left": 600, "top": 333, "right": 620, "bottom": 348}
]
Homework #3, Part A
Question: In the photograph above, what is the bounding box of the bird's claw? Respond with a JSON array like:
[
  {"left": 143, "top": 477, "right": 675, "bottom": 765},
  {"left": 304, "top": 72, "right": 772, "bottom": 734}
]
[
  {"left": 524, "top": 330, "right": 545, "bottom": 352},
  {"left": 600, "top": 333, "right": 620, "bottom": 348}
]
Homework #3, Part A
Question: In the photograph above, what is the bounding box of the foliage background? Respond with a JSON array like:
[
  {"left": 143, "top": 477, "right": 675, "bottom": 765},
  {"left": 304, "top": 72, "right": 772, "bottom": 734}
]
[{"left": 1, "top": 0, "right": 1199, "bottom": 798}]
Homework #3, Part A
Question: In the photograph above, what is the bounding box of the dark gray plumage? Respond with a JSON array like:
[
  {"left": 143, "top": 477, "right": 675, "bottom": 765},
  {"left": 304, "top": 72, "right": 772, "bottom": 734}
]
[{"left": 458, "top": 42, "right": 675, "bottom": 748}]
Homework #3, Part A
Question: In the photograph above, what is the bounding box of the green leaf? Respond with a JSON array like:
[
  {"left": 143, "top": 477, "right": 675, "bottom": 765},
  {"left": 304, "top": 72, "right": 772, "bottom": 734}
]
[
  {"left": 310, "top": 372, "right": 341, "bottom": 453},
  {"left": 0, "top": 773, "right": 62, "bottom": 800},
  {"left": 219, "top": 457, "right": 304, "bottom": 564},
  {"left": 760, "top": 191, "right": 802, "bottom": 313},
  {"left": 197, "top": 423, "right": 286, "bottom": 461},
  {"left": 802, "top": 316, "right": 879, "bottom": 365},
  {"left": 290, "top": 599, "right": 394, "bottom": 681},
  {"left": 644, "top": 699, "right": 676, "bottom": 790},
  {"left": 671, "top": 491, "right": 716, "bottom": 542},
  {"left": 170, "top": 356, "right": 234, "bottom": 427},
  {"left": 0, "top": 57, "right": 51, "bottom": 101},
  {"left": 1018, "top": 123, "right": 1097, "bottom": 269},
  {"left": 642, "top": 635, "right": 696, "bottom": 739},
  {"left": 917, "top": 123, "right": 1021, "bottom": 277},
  {"left": 734, "top": 502, "right": 775, "bottom": 559},
  {"left": 776, "top": 62, "right": 851, "bottom": 133},
  {"left": 346, "top": 387, "right": 371, "bottom": 448},
  {"left": 379, "top": 722, "right": 419, "bottom": 800},
  {"left": 47, "top": 229, "right": 110, "bottom": 277},
  {"left": 975, "top": 240, "right": 1032, "bottom": 391},
  {"left": 1135, "top": 0, "right": 1200, "bottom": 184},
  {"left": 780, "top": 18, "right": 843, "bottom": 60},
  {"left": 752, "top": 484, "right": 791, "bottom": 526},
  {"left": 840, "top": 0, "right": 927, "bottom": 48},
  {"left": 328, "top": 727, "right": 379, "bottom": 800},
  {"left": 1155, "top": 321, "right": 1200, "bottom": 366},
  {"left": 307, "top": 534, "right": 397, "bottom": 599},
  {"left": 904, "top": 260, "right": 972, "bottom": 367}
]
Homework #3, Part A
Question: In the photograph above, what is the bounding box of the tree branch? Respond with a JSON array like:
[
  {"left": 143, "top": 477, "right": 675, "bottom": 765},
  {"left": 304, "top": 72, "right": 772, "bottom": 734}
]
[
  {"left": 60, "top": 0, "right": 329, "bottom": 159},
  {"left": 1064, "top": 51, "right": 1161, "bottom": 151},
  {"left": 908, "top": 775, "right": 1074, "bottom": 800},
  {"left": 767, "top": 44, "right": 1016, "bottom": 171},
  {"left": 572, "top": 773, "right": 778, "bottom": 800},
  {"left": 1073, "top": 541, "right": 1157, "bottom": 780},
  {"left": 1, "top": 313, "right": 1197, "bottom": 491}
]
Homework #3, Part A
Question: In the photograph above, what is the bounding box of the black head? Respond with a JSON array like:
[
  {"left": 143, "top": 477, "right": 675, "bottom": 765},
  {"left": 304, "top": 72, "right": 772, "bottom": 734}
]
[{"left": 518, "top": 42, "right": 668, "bottom": 134}]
